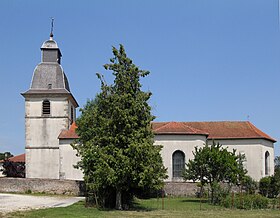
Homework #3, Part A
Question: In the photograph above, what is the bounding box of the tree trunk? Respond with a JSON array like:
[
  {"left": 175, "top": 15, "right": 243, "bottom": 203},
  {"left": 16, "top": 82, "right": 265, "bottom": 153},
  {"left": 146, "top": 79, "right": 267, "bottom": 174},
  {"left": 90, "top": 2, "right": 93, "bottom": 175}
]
[{"left": 116, "top": 189, "right": 122, "bottom": 210}]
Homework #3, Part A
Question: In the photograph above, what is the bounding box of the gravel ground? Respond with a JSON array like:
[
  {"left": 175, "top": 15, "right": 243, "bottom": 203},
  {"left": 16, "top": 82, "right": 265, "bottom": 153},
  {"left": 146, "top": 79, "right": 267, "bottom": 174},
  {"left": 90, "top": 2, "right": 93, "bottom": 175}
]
[{"left": 0, "top": 193, "right": 84, "bottom": 214}]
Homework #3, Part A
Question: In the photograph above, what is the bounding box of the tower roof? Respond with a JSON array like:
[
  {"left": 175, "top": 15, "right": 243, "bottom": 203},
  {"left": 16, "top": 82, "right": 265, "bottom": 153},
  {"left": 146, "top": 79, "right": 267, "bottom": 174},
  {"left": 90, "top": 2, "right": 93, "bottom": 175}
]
[
  {"left": 41, "top": 39, "right": 59, "bottom": 49},
  {"left": 30, "top": 63, "right": 70, "bottom": 91},
  {"left": 22, "top": 35, "right": 78, "bottom": 108}
]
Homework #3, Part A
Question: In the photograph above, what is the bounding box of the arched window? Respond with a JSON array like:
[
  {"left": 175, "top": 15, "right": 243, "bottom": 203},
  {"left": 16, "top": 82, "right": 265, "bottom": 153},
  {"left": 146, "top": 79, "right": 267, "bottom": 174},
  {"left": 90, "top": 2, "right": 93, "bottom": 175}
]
[
  {"left": 42, "top": 100, "right": 50, "bottom": 115},
  {"left": 172, "top": 150, "right": 185, "bottom": 178},
  {"left": 265, "top": 151, "right": 270, "bottom": 176}
]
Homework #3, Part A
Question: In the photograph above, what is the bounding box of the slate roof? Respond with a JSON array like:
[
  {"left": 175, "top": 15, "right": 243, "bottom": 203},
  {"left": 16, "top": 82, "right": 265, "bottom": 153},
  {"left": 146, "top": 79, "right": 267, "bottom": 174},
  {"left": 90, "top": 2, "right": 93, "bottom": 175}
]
[
  {"left": 21, "top": 37, "right": 79, "bottom": 108},
  {"left": 59, "top": 121, "right": 276, "bottom": 143},
  {"left": 30, "top": 63, "right": 70, "bottom": 91},
  {"left": 41, "top": 39, "right": 59, "bottom": 49}
]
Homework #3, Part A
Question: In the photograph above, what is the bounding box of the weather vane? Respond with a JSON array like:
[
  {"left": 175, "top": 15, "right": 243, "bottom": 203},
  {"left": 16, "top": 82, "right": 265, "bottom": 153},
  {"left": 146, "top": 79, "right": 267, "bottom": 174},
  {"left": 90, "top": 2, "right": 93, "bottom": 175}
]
[{"left": 50, "top": 17, "right": 54, "bottom": 38}]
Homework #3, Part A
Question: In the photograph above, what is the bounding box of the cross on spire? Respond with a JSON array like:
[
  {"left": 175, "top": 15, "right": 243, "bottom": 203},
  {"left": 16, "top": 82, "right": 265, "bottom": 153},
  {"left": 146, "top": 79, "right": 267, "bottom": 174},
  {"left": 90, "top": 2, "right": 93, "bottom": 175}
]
[{"left": 50, "top": 17, "right": 54, "bottom": 39}]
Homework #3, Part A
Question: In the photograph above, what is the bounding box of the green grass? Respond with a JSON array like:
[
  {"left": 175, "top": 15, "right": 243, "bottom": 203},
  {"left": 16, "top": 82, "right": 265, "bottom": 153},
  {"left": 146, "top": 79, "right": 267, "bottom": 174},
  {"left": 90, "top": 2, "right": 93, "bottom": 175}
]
[{"left": 3, "top": 197, "right": 280, "bottom": 218}]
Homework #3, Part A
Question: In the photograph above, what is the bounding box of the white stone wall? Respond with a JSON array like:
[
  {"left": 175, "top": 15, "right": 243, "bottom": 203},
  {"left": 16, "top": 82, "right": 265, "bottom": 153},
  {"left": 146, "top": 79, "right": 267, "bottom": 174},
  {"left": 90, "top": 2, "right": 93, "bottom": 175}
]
[
  {"left": 59, "top": 139, "right": 83, "bottom": 181},
  {"left": 210, "top": 139, "right": 274, "bottom": 181},
  {"left": 26, "top": 148, "right": 59, "bottom": 179},
  {"left": 25, "top": 97, "right": 69, "bottom": 118},
  {"left": 57, "top": 135, "right": 274, "bottom": 182},
  {"left": 25, "top": 96, "right": 72, "bottom": 179},
  {"left": 154, "top": 134, "right": 207, "bottom": 182}
]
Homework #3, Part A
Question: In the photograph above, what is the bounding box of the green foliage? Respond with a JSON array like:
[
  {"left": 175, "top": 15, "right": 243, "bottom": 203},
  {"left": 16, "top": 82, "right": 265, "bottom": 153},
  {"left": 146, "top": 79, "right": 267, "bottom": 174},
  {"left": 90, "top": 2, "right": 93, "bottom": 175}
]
[
  {"left": 259, "top": 177, "right": 271, "bottom": 197},
  {"left": 274, "top": 156, "right": 280, "bottom": 180},
  {"left": 2, "top": 160, "right": 25, "bottom": 178},
  {"left": 25, "top": 189, "right": 32, "bottom": 194},
  {"left": 0, "top": 152, "right": 13, "bottom": 160},
  {"left": 183, "top": 141, "right": 247, "bottom": 204},
  {"left": 211, "top": 182, "right": 231, "bottom": 204},
  {"left": 221, "top": 193, "right": 269, "bottom": 209},
  {"left": 73, "top": 45, "right": 167, "bottom": 209},
  {"left": 259, "top": 176, "right": 280, "bottom": 198},
  {"left": 241, "top": 175, "right": 258, "bottom": 194}
]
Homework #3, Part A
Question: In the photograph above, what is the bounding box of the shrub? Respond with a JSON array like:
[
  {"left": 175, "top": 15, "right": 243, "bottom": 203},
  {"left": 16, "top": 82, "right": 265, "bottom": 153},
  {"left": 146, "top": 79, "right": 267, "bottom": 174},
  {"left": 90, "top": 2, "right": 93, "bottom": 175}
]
[
  {"left": 211, "top": 182, "right": 230, "bottom": 205},
  {"left": 259, "top": 177, "right": 271, "bottom": 197},
  {"left": 221, "top": 193, "right": 269, "bottom": 209},
  {"left": 242, "top": 175, "right": 258, "bottom": 194},
  {"left": 2, "top": 160, "right": 25, "bottom": 178},
  {"left": 259, "top": 176, "right": 280, "bottom": 198}
]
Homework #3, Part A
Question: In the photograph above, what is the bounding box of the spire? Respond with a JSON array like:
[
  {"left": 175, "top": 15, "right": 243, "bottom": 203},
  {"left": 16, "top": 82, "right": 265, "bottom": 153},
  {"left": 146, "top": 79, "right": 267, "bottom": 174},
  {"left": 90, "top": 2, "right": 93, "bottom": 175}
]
[{"left": 50, "top": 17, "right": 54, "bottom": 40}]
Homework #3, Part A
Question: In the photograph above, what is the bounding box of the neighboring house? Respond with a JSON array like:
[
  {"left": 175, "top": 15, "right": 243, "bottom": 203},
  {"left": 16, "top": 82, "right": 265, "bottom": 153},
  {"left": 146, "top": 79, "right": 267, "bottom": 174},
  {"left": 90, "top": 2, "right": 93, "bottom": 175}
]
[
  {"left": 6, "top": 154, "right": 26, "bottom": 163},
  {"left": 22, "top": 34, "right": 276, "bottom": 182}
]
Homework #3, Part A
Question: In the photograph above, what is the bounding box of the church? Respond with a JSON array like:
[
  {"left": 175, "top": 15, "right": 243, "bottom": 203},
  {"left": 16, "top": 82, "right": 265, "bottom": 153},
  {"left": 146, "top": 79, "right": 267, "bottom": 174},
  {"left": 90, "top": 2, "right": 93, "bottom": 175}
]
[{"left": 22, "top": 34, "right": 276, "bottom": 183}]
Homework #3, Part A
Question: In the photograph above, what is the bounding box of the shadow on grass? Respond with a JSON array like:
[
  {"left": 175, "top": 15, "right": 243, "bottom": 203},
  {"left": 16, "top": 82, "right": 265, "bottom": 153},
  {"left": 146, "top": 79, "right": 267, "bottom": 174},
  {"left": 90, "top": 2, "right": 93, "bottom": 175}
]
[
  {"left": 180, "top": 199, "right": 208, "bottom": 204},
  {"left": 93, "top": 200, "right": 156, "bottom": 212},
  {"left": 131, "top": 201, "right": 156, "bottom": 212}
]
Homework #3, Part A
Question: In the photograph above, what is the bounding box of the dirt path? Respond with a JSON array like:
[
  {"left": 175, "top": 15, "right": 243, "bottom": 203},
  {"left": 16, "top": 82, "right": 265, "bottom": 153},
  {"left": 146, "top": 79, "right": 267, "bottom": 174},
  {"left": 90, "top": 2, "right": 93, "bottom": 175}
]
[{"left": 0, "top": 193, "right": 84, "bottom": 214}]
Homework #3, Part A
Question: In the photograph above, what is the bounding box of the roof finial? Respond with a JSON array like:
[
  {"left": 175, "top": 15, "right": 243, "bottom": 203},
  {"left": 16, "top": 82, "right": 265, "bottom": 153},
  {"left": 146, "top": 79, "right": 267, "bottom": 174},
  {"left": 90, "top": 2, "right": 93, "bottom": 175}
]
[{"left": 50, "top": 17, "right": 54, "bottom": 40}]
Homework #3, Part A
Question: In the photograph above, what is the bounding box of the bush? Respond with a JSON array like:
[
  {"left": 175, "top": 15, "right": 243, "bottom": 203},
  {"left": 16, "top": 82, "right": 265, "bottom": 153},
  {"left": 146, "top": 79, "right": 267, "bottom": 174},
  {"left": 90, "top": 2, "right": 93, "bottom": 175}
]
[
  {"left": 2, "top": 160, "right": 25, "bottom": 178},
  {"left": 221, "top": 193, "right": 269, "bottom": 209},
  {"left": 242, "top": 175, "right": 258, "bottom": 194},
  {"left": 259, "top": 177, "right": 271, "bottom": 197},
  {"left": 259, "top": 176, "right": 280, "bottom": 198},
  {"left": 210, "top": 182, "right": 230, "bottom": 205}
]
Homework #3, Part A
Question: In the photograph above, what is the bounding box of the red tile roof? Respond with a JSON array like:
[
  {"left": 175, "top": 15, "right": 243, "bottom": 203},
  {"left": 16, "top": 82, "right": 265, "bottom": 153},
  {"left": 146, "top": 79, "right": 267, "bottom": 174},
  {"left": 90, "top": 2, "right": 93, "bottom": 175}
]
[
  {"left": 0, "top": 153, "right": 25, "bottom": 163},
  {"left": 153, "top": 121, "right": 276, "bottom": 142},
  {"left": 58, "top": 122, "right": 79, "bottom": 139},
  {"left": 153, "top": 122, "right": 209, "bottom": 135},
  {"left": 59, "top": 121, "right": 276, "bottom": 143}
]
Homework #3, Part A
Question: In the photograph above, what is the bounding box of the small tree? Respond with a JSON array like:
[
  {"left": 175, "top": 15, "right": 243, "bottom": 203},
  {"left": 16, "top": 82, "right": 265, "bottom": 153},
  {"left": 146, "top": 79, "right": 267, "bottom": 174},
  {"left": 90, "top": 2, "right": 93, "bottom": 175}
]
[
  {"left": 274, "top": 156, "right": 280, "bottom": 180},
  {"left": 73, "top": 45, "right": 167, "bottom": 209},
  {"left": 2, "top": 160, "right": 25, "bottom": 178},
  {"left": 0, "top": 152, "right": 13, "bottom": 161},
  {"left": 183, "top": 142, "right": 247, "bottom": 204}
]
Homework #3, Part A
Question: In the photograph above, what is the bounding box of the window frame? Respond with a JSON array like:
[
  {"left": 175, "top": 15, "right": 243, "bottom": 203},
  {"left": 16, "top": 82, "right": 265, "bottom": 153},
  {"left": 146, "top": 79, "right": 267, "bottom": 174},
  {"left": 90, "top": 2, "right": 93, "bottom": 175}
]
[
  {"left": 265, "top": 151, "right": 270, "bottom": 176},
  {"left": 172, "top": 150, "right": 185, "bottom": 179},
  {"left": 42, "top": 99, "right": 51, "bottom": 116}
]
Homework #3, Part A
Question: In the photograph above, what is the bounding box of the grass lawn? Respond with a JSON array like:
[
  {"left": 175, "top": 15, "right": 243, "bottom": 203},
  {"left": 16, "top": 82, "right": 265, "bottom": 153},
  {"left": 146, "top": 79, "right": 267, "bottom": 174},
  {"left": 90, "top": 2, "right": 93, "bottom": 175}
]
[{"left": 4, "top": 197, "right": 280, "bottom": 218}]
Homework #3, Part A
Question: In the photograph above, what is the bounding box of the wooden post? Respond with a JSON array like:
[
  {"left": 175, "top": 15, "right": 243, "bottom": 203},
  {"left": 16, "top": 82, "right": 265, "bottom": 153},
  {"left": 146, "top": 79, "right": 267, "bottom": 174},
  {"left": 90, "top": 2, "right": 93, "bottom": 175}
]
[
  {"left": 231, "top": 191, "right": 234, "bottom": 209},
  {"left": 162, "top": 190, "right": 164, "bottom": 210}
]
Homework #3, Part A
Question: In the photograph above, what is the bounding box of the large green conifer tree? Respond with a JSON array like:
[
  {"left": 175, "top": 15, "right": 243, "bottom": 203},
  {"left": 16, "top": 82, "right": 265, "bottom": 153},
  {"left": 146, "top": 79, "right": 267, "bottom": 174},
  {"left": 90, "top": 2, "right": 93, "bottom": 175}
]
[{"left": 73, "top": 45, "right": 167, "bottom": 209}]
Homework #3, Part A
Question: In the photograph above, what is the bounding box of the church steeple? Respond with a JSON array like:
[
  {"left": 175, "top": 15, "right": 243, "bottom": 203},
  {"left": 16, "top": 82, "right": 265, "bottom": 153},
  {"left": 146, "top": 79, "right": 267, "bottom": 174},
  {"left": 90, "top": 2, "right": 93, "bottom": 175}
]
[
  {"left": 40, "top": 18, "right": 61, "bottom": 64},
  {"left": 21, "top": 29, "right": 79, "bottom": 179}
]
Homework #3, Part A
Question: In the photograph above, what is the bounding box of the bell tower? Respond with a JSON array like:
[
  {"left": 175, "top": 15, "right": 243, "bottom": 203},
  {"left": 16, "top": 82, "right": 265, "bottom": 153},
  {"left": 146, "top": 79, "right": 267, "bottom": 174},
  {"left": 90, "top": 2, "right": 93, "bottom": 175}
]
[{"left": 22, "top": 31, "right": 78, "bottom": 179}]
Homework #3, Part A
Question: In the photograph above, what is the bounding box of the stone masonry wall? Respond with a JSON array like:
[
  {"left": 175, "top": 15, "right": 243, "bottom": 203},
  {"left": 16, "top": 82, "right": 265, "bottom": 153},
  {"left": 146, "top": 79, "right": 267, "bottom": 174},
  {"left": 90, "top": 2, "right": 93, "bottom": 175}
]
[
  {"left": 0, "top": 178, "right": 85, "bottom": 196},
  {"left": 0, "top": 178, "right": 198, "bottom": 197},
  {"left": 164, "top": 182, "right": 199, "bottom": 196}
]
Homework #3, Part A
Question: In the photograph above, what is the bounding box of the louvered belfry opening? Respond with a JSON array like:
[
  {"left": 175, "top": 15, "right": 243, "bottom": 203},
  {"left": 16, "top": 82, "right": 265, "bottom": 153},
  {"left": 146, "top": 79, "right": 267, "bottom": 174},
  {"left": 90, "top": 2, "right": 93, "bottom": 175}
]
[
  {"left": 42, "top": 100, "right": 51, "bottom": 115},
  {"left": 70, "top": 106, "right": 74, "bottom": 124}
]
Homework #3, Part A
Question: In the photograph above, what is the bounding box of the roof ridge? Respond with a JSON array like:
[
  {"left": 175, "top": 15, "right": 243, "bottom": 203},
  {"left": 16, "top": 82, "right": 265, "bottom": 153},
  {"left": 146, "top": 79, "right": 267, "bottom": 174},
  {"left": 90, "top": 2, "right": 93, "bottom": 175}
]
[
  {"left": 153, "top": 121, "right": 208, "bottom": 135},
  {"left": 182, "top": 123, "right": 209, "bottom": 134},
  {"left": 153, "top": 121, "right": 173, "bottom": 132},
  {"left": 246, "top": 121, "right": 276, "bottom": 142}
]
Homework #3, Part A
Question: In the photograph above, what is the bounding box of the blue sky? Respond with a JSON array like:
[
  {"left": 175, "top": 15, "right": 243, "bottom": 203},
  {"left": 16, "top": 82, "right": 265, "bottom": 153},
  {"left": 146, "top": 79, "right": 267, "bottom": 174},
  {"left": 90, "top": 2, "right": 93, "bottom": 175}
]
[{"left": 0, "top": 0, "right": 279, "bottom": 156}]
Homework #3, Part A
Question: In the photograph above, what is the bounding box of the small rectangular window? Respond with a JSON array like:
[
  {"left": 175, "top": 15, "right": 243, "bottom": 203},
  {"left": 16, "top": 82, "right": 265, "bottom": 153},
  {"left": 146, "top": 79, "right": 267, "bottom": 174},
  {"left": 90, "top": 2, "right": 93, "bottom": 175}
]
[{"left": 42, "top": 100, "right": 51, "bottom": 115}]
